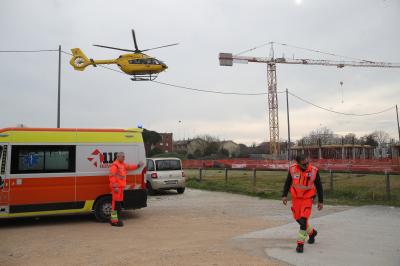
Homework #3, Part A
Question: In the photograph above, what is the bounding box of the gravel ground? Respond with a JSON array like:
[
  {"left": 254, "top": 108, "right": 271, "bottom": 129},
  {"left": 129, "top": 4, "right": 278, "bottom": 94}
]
[{"left": 0, "top": 189, "right": 350, "bottom": 266}]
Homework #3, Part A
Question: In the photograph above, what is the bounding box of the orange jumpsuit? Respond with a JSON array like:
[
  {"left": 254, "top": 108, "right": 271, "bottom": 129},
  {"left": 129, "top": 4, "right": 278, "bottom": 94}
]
[
  {"left": 109, "top": 160, "right": 139, "bottom": 223},
  {"left": 289, "top": 163, "right": 318, "bottom": 221},
  {"left": 283, "top": 163, "right": 323, "bottom": 245}
]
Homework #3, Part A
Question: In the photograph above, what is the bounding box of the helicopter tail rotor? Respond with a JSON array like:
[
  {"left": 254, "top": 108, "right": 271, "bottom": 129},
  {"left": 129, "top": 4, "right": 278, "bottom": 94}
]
[{"left": 70, "top": 48, "right": 92, "bottom": 71}]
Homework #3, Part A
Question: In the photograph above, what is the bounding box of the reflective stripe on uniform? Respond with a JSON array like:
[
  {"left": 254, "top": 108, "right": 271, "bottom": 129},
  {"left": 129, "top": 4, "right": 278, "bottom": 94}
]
[
  {"left": 292, "top": 184, "right": 315, "bottom": 190},
  {"left": 111, "top": 210, "right": 118, "bottom": 223},
  {"left": 297, "top": 230, "right": 307, "bottom": 242}
]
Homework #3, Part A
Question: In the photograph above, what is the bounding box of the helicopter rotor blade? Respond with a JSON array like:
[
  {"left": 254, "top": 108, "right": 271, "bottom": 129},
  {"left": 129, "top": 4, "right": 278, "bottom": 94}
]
[
  {"left": 141, "top": 43, "right": 179, "bottom": 52},
  {"left": 132, "top": 29, "right": 139, "bottom": 52},
  {"left": 93, "top": 44, "right": 136, "bottom": 52}
]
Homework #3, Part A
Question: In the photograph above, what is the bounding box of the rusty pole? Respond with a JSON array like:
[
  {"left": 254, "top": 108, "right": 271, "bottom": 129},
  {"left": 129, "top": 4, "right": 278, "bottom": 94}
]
[{"left": 396, "top": 104, "right": 400, "bottom": 142}]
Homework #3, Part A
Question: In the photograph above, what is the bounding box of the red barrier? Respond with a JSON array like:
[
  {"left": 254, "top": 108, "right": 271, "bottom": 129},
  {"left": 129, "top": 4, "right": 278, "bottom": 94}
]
[{"left": 182, "top": 158, "right": 400, "bottom": 173}]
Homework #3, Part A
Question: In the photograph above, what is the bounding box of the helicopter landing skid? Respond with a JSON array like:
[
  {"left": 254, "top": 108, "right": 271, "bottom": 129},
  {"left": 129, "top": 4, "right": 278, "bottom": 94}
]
[{"left": 130, "top": 74, "right": 158, "bottom": 81}]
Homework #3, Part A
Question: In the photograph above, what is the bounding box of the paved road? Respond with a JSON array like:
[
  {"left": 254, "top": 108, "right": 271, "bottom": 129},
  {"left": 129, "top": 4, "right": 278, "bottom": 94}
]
[
  {"left": 2, "top": 188, "right": 380, "bottom": 266},
  {"left": 234, "top": 206, "right": 400, "bottom": 266}
]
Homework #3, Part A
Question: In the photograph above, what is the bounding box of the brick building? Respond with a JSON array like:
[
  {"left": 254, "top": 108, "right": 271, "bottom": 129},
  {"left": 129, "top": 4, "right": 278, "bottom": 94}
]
[{"left": 154, "top": 133, "right": 173, "bottom": 153}]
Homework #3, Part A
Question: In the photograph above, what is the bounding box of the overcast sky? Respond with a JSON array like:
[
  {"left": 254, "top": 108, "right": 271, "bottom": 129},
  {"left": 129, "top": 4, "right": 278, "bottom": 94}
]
[{"left": 1, "top": 0, "right": 399, "bottom": 145}]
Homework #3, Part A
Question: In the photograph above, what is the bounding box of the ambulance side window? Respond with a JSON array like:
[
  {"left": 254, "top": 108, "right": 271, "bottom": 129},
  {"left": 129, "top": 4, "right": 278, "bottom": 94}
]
[{"left": 11, "top": 145, "right": 76, "bottom": 174}]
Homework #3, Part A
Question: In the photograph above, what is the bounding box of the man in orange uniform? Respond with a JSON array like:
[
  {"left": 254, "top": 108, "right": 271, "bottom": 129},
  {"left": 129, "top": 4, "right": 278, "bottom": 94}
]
[
  {"left": 109, "top": 152, "right": 144, "bottom": 227},
  {"left": 282, "top": 154, "right": 324, "bottom": 253}
]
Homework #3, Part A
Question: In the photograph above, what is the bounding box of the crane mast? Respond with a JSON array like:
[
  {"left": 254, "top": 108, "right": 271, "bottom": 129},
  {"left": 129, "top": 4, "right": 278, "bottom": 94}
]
[{"left": 219, "top": 49, "right": 400, "bottom": 157}]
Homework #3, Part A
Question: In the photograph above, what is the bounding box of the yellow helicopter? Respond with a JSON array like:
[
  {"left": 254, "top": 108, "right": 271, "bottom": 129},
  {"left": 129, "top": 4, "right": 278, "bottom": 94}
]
[{"left": 70, "top": 29, "right": 178, "bottom": 81}]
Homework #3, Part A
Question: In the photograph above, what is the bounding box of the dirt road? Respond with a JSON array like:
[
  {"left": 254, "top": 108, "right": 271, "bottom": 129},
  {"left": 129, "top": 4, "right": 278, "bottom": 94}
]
[{"left": 0, "top": 189, "right": 349, "bottom": 265}]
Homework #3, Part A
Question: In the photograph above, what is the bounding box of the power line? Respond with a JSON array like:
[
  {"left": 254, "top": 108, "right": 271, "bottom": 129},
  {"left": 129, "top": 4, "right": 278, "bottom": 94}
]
[
  {"left": 152, "top": 80, "right": 283, "bottom": 95},
  {"left": 0, "top": 49, "right": 58, "bottom": 53},
  {"left": 61, "top": 49, "right": 394, "bottom": 111},
  {"left": 63, "top": 50, "right": 272, "bottom": 95},
  {"left": 61, "top": 50, "right": 126, "bottom": 74},
  {"left": 288, "top": 91, "right": 395, "bottom": 116}
]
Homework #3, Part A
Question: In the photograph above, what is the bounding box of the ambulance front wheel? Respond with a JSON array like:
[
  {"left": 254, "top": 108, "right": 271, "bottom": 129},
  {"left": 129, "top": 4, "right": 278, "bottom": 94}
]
[{"left": 93, "top": 196, "right": 112, "bottom": 222}]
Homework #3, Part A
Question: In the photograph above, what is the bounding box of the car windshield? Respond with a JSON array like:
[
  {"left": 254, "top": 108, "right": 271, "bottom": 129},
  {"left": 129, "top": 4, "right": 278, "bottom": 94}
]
[{"left": 155, "top": 160, "right": 181, "bottom": 171}]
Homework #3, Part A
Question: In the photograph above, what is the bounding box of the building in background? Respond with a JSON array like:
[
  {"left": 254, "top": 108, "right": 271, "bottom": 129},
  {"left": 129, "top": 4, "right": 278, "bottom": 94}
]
[
  {"left": 220, "top": 140, "right": 240, "bottom": 157},
  {"left": 154, "top": 133, "right": 173, "bottom": 153}
]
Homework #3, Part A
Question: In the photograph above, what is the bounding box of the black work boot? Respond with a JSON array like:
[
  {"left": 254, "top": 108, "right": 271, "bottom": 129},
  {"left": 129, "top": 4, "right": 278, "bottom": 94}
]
[
  {"left": 110, "top": 220, "right": 124, "bottom": 227},
  {"left": 308, "top": 229, "right": 317, "bottom": 244},
  {"left": 296, "top": 243, "right": 304, "bottom": 253}
]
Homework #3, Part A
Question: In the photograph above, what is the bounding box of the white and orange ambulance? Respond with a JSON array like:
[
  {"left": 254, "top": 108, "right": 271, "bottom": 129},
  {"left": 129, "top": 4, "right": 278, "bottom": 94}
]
[{"left": 0, "top": 127, "right": 147, "bottom": 222}]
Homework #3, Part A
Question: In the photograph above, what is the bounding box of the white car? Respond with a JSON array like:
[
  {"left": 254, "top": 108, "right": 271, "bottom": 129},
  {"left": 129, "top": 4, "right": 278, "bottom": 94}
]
[{"left": 146, "top": 158, "right": 185, "bottom": 195}]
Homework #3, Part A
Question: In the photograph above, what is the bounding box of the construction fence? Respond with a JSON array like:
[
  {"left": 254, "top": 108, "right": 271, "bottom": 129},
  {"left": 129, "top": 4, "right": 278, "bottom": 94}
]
[
  {"left": 183, "top": 159, "right": 400, "bottom": 205},
  {"left": 182, "top": 158, "right": 400, "bottom": 174}
]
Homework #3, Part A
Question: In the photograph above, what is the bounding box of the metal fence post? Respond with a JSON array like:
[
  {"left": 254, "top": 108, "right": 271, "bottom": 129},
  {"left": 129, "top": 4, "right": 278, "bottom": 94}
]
[
  {"left": 385, "top": 170, "right": 391, "bottom": 200},
  {"left": 252, "top": 168, "right": 256, "bottom": 186},
  {"left": 199, "top": 168, "right": 203, "bottom": 182},
  {"left": 225, "top": 168, "right": 228, "bottom": 183},
  {"left": 329, "top": 170, "right": 334, "bottom": 192}
]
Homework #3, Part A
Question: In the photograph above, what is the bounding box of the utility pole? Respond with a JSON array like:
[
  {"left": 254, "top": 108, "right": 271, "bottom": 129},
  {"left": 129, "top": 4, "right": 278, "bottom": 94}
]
[
  {"left": 286, "top": 88, "right": 291, "bottom": 160},
  {"left": 396, "top": 104, "right": 400, "bottom": 142},
  {"left": 57, "top": 45, "right": 61, "bottom": 128}
]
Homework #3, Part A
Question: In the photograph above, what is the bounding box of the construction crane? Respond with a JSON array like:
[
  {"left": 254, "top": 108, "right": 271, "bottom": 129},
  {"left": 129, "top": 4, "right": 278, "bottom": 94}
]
[{"left": 219, "top": 44, "right": 400, "bottom": 156}]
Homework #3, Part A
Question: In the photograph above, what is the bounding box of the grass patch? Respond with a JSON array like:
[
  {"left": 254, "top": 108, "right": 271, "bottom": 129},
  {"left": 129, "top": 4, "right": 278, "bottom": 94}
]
[{"left": 185, "top": 169, "right": 400, "bottom": 207}]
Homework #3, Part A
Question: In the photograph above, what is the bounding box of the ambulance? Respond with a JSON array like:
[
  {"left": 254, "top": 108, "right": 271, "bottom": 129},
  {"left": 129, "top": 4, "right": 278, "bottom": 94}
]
[{"left": 0, "top": 127, "right": 147, "bottom": 222}]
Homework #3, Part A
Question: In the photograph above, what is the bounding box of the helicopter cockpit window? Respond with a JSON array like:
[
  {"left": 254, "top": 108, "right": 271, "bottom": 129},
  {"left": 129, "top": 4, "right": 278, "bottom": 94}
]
[
  {"left": 142, "top": 59, "right": 151, "bottom": 65},
  {"left": 129, "top": 59, "right": 139, "bottom": 64},
  {"left": 128, "top": 59, "right": 141, "bottom": 64}
]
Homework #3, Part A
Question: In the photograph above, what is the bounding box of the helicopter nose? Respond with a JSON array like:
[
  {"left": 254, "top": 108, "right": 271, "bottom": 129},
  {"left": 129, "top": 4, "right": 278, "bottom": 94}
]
[{"left": 161, "top": 63, "right": 168, "bottom": 69}]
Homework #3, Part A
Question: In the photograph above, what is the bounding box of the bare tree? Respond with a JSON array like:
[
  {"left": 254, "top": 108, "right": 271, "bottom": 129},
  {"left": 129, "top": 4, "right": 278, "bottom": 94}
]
[
  {"left": 299, "top": 127, "right": 335, "bottom": 145},
  {"left": 343, "top": 133, "right": 357, "bottom": 145},
  {"left": 372, "top": 130, "right": 390, "bottom": 147}
]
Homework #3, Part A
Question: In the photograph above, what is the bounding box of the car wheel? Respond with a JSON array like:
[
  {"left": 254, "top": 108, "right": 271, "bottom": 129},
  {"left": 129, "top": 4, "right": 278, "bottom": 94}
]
[
  {"left": 177, "top": 187, "right": 185, "bottom": 194},
  {"left": 93, "top": 195, "right": 112, "bottom": 222},
  {"left": 146, "top": 182, "right": 156, "bottom": 195}
]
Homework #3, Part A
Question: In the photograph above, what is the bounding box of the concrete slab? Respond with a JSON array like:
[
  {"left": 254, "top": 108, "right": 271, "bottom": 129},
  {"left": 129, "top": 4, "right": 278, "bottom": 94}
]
[{"left": 235, "top": 206, "right": 400, "bottom": 266}]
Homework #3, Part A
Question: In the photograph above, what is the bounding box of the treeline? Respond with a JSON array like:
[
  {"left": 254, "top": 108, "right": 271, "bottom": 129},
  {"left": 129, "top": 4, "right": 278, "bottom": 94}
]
[
  {"left": 297, "top": 127, "right": 393, "bottom": 147},
  {"left": 143, "top": 127, "right": 396, "bottom": 159}
]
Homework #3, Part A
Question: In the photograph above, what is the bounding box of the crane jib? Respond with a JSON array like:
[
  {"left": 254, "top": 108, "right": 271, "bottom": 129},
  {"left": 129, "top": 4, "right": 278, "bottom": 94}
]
[{"left": 219, "top": 53, "right": 400, "bottom": 68}]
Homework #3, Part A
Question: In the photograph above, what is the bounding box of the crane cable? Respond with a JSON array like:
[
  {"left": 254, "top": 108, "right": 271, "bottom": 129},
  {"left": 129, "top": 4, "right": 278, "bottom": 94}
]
[{"left": 232, "top": 41, "right": 392, "bottom": 63}]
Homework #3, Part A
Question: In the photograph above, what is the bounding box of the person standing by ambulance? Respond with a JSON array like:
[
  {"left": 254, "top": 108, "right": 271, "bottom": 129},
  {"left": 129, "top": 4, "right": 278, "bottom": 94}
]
[
  {"left": 282, "top": 154, "right": 324, "bottom": 253},
  {"left": 109, "top": 152, "right": 144, "bottom": 227}
]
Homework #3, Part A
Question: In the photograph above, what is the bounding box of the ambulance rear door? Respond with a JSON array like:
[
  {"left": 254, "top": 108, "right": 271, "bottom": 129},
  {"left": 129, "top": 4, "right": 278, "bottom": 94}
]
[{"left": 0, "top": 144, "right": 10, "bottom": 214}]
